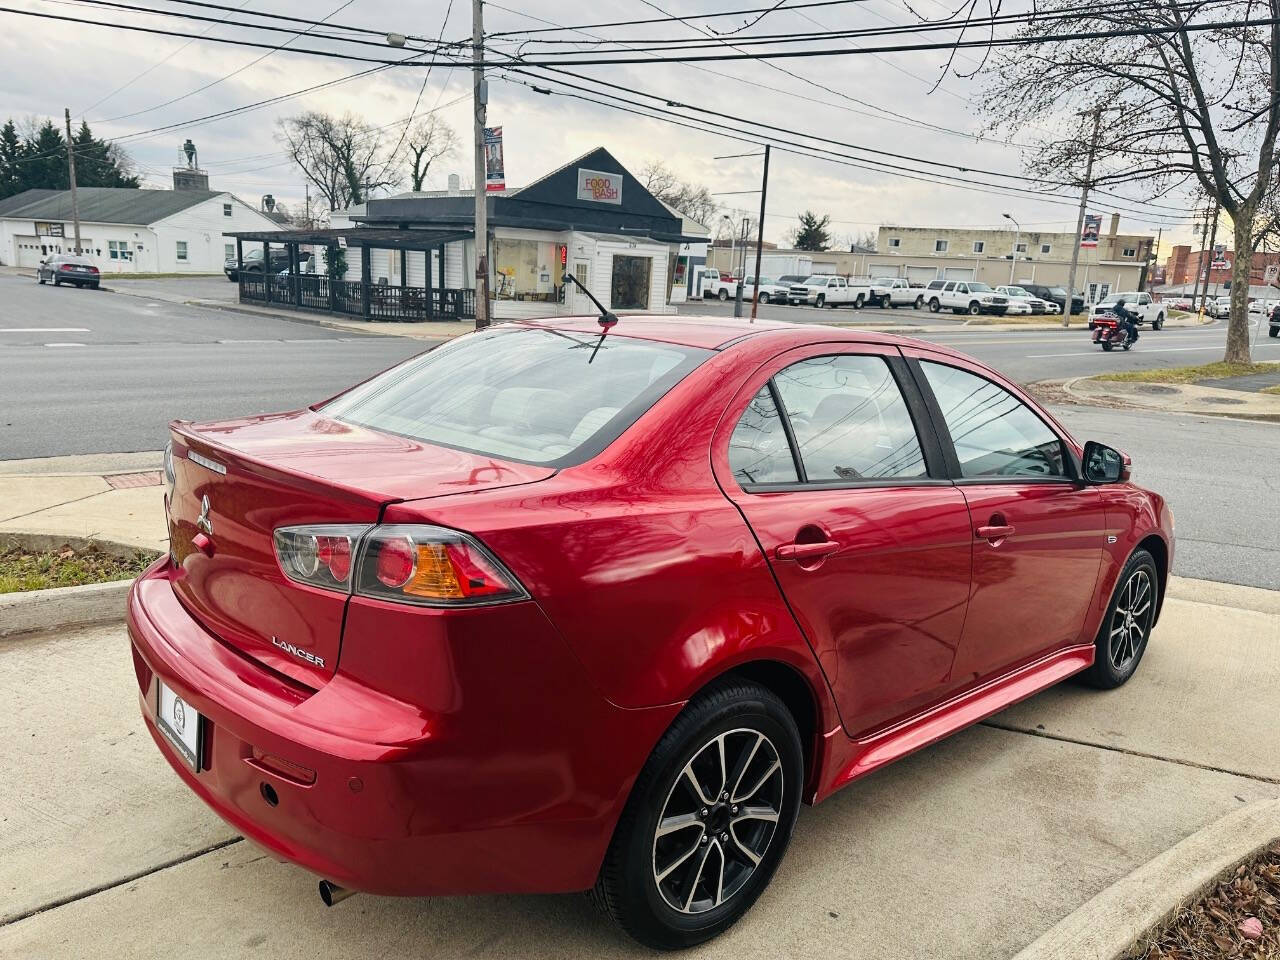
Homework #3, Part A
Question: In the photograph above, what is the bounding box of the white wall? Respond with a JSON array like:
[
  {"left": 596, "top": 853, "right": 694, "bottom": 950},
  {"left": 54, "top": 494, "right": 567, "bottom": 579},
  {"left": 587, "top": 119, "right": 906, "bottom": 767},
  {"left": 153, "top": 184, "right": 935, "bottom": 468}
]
[{"left": 155, "top": 194, "right": 282, "bottom": 272}]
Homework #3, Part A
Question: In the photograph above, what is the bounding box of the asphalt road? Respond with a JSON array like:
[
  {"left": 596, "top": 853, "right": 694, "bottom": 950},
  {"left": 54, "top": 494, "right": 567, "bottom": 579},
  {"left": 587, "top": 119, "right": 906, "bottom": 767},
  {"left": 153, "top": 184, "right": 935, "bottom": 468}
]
[{"left": 0, "top": 275, "right": 430, "bottom": 458}]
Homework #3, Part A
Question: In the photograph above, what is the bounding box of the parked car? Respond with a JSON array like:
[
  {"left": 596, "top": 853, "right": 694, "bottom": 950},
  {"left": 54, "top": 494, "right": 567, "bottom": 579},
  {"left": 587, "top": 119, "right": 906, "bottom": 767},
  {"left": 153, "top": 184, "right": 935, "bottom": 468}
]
[
  {"left": 1020, "top": 283, "right": 1084, "bottom": 316},
  {"left": 226, "top": 249, "right": 303, "bottom": 281},
  {"left": 994, "top": 285, "right": 1054, "bottom": 315},
  {"left": 925, "top": 280, "right": 1010, "bottom": 316},
  {"left": 788, "top": 274, "right": 871, "bottom": 308},
  {"left": 1088, "top": 292, "right": 1165, "bottom": 330},
  {"left": 1207, "top": 296, "right": 1232, "bottom": 319},
  {"left": 702, "top": 272, "right": 741, "bottom": 301},
  {"left": 869, "top": 277, "right": 923, "bottom": 309},
  {"left": 1167, "top": 298, "right": 1193, "bottom": 311},
  {"left": 774, "top": 274, "right": 809, "bottom": 291},
  {"left": 741, "top": 276, "right": 790, "bottom": 304},
  {"left": 36, "top": 254, "right": 100, "bottom": 289},
  {"left": 132, "top": 316, "right": 1172, "bottom": 949}
]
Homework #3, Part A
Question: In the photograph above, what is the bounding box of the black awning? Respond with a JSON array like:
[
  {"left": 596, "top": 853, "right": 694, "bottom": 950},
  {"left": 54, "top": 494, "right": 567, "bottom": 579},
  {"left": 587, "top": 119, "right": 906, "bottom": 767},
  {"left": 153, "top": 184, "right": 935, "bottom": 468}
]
[{"left": 223, "top": 226, "right": 473, "bottom": 251}]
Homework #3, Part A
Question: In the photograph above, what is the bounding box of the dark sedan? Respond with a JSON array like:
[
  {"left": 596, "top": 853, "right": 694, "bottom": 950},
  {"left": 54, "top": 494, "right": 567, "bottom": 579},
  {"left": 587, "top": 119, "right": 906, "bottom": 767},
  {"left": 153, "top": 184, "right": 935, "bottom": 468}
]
[{"left": 37, "top": 255, "right": 100, "bottom": 289}]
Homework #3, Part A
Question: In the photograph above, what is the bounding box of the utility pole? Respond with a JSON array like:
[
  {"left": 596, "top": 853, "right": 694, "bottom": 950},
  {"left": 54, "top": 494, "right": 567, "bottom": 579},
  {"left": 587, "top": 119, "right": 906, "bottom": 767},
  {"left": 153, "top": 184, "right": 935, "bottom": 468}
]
[
  {"left": 1190, "top": 199, "right": 1211, "bottom": 307},
  {"left": 1063, "top": 107, "right": 1102, "bottom": 327},
  {"left": 1200, "top": 198, "right": 1221, "bottom": 311},
  {"left": 749, "top": 145, "right": 771, "bottom": 323},
  {"left": 471, "top": 0, "right": 491, "bottom": 328},
  {"left": 733, "top": 216, "right": 749, "bottom": 318},
  {"left": 63, "top": 108, "right": 82, "bottom": 256},
  {"left": 304, "top": 183, "right": 311, "bottom": 229}
]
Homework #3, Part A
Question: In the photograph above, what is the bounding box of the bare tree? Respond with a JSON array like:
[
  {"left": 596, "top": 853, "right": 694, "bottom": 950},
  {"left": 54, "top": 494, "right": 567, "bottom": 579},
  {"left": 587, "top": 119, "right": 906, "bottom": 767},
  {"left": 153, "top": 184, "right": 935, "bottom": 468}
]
[
  {"left": 640, "top": 160, "right": 721, "bottom": 226},
  {"left": 980, "top": 0, "right": 1280, "bottom": 362},
  {"left": 277, "top": 111, "right": 399, "bottom": 211},
  {"left": 401, "top": 114, "right": 459, "bottom": 192}
]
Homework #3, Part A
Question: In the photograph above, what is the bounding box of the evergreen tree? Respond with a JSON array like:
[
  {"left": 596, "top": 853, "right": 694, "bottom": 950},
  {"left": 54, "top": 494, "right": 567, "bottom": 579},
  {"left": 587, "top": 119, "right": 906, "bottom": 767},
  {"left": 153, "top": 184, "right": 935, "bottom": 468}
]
[
  {"left": 21, "top": 121, "right": 68, "bottom": 191},
  {"left": 0, "top": 117, "right": 140, "bottom": 196},
  {"left": 72, "top": 120, "right": 140, "bottom": 188},
  {"left": 0, "top": 120, "right": 21, "bottom": 199},
  {"left": 793, "top": 211, "right": 832, "bottom": 252}
]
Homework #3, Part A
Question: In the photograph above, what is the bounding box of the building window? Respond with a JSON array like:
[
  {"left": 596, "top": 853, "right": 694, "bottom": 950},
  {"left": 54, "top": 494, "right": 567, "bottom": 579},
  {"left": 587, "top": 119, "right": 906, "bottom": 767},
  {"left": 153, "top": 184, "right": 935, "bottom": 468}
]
[
  {"left": 492, "top": 238, "right": 561, "bottom": 302},
  {"left": 223, "top": 203, "right": 233, "bottom": 217},
  {"left": 1040, "top": 243, "right": 1051, "bottom": 254},
  {"left": 1122, "top": 247, "right": 1136, "bottom": 257},
  {"left": 972, "top": 241, "right": 985, "bottom": 254},
  {"left": 107, "top": 240, "right": 132, "bottom": 261},
  {"left": 1015, "top": 242, "right": 1028, "bottom": 253},
  {"left": 176, "top": 241, "right": 188, "bottom": 262},
  {"left": 934, "top": 239, "right": 949, "bottom": 253},
  {"left": 611, "top": 254, "right": 652, "bottom": 310},
  {"left": 224, "top": 243, "right": 235, "bottom": 260},
  {"left": 887, "top": 237, "right": 901, "bottom": 249}
]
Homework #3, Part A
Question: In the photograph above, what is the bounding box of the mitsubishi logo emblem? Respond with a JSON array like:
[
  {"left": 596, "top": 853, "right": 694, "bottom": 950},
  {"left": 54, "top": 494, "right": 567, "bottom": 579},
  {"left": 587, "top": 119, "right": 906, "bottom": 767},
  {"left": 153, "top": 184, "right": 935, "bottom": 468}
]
[
  {"left": 172, "top": 698, "right": 186, "bottom": 734},
  {"left": 195, "top": 494, "right": 213, "bottom": 536}
]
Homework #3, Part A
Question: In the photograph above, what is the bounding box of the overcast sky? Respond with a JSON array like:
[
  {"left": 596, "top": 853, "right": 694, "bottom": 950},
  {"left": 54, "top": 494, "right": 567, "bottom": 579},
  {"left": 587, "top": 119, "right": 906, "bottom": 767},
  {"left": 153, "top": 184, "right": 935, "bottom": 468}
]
[{"left": 0, "top": 0, "right": 1200, "bottom": 250}]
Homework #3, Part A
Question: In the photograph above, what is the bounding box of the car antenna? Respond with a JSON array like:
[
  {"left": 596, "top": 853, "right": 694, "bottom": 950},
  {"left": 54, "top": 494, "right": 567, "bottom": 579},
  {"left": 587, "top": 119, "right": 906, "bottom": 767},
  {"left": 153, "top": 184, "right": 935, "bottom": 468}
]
[{"left": 562, "top": 272, "right": 618, "bottom": 364}]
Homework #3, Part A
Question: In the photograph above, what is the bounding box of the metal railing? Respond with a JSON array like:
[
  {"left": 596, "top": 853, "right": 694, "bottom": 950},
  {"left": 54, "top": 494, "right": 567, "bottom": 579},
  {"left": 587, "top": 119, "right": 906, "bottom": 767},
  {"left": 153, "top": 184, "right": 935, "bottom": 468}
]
[{"left": 238, "top": 273, "right": 474, "bottom": 321}]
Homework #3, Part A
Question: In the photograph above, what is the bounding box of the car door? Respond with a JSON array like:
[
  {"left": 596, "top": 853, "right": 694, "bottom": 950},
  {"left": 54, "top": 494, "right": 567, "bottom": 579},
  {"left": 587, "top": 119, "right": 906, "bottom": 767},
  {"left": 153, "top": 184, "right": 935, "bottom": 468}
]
[
  {"left": 714, "top": 343, "right": 975, "bottom": 738},
  {"left": 906, "top": 352, "right": 1108, "bottom": 685}
]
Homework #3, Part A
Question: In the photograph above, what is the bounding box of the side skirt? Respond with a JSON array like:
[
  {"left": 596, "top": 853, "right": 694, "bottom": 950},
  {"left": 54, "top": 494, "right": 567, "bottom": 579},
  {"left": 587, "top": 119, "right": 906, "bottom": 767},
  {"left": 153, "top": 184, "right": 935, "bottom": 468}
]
[{"left": 812, "top": 644, "right": 1095, "bottom": 803}]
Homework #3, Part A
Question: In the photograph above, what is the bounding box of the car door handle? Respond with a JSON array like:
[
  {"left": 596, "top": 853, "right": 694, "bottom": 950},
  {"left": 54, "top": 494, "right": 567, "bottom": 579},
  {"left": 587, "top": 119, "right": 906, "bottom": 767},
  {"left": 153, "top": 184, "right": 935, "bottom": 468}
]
[
  {"left": 776, "top": 540, "right": 840, "bottom": 561},
  {"left": 975, "top": 524, "right": 1015, "bottom": 541}
]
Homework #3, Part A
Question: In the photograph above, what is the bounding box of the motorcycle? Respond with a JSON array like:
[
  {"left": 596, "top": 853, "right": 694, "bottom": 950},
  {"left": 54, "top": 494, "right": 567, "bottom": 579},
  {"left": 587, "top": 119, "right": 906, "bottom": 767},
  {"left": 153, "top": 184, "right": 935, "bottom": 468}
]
[{"left": 1091, "top": 313, "right": 1136, "bottom": 352}]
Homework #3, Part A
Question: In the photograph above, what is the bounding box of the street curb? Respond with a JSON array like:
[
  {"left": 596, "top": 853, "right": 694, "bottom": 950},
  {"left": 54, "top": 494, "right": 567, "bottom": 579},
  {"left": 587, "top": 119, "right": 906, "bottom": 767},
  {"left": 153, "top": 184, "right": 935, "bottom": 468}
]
[
  {"left": 1059, "top": 376, "right": 1280, "bottom": 423},
  {"left": 0, "top": 579, "right": 132, "bottom": 638},
  {"left": 1010, "top": 797, "right": 1280, "bottom": 960}
]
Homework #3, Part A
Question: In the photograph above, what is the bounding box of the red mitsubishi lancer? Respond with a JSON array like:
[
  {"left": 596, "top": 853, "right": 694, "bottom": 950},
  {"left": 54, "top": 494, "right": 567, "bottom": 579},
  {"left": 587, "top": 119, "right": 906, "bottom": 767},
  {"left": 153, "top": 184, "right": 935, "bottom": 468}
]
[{"left": 129, "top": 315, "right": 1173, "bottom": 949}]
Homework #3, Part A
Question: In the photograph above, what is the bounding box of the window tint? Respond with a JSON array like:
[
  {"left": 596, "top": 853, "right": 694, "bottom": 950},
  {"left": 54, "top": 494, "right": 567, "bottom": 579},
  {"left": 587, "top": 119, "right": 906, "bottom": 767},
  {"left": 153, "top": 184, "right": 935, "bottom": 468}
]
[
  {"left": 728, "top": 386, "right": 799, "bottom": 486},
  {"left": 324, "top": 328, "right": 710, "bottom": 466},
  {"left": 773, "top": 355, "right": 927, "bottom": 482},
  {"left": 920, "top": 362, "right": 1067, "bottom": 479}
]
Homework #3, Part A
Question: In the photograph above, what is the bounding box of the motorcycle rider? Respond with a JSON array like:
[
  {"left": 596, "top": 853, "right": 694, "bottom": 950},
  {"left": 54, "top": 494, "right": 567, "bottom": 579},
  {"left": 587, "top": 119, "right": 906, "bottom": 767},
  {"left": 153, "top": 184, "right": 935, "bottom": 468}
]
[{"left": 1111, "top": 298, "right": 1140, "bottom": 344}]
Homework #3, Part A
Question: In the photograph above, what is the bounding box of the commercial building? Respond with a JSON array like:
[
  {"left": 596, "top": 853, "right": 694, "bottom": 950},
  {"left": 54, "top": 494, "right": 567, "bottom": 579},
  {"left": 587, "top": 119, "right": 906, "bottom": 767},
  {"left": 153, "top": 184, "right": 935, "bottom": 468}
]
[
  {"left": 871, "top": 215, "right": 1156, "bottom": 303},
  {"left": 227, "top": 148, "right": 710, "bottom": 322},
  {"left": 0, "top": 183, "right": 282, "bottom": 274},
  {"left": 1162, "top": 244, "right": 1280, "bottom": 290}
]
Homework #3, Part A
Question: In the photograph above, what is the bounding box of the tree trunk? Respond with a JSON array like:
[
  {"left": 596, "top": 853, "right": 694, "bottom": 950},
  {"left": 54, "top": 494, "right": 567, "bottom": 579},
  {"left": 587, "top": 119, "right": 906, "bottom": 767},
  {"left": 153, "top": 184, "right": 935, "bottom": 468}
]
[{"left": 1224, "top": 213, "right": 1255, "bottom": 364}]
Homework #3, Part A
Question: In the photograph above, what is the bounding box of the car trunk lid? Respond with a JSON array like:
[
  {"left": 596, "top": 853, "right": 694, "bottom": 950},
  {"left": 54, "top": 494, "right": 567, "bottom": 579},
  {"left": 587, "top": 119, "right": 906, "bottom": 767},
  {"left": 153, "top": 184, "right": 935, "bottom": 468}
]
[{"left": 167, "top": 410, "right": 553, "bottom": 687}]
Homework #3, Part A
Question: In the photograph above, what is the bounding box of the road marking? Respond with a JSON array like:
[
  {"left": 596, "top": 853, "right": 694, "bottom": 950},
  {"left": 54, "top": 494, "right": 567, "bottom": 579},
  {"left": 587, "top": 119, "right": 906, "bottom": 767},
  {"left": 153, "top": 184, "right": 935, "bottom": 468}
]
[
  {"left": 216, "top": 338, "right": 277, "bottom": 344},
  {"left": 0, "top": 327, "right": 90, "bottom": 333},
  {"left": 44, "top": 342, "right": 87, "bottom": 347},
  {"left": 1025, "top": 345, "right": 1228, "bottom": 358}
]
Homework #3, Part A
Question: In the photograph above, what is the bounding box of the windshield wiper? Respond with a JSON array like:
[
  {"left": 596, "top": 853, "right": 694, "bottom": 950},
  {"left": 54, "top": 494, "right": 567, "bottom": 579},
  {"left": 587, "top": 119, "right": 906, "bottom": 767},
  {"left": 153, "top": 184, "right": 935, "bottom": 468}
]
[{"left": 562, "top": 272, "right": 619, "bottom": 363}]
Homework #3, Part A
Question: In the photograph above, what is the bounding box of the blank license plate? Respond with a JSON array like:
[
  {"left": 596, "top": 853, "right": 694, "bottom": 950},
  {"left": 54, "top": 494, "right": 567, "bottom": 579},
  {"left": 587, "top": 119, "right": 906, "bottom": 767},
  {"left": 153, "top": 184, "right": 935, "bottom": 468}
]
[{"left": 156, "top": 680, "right": 204, "bottom": 772}]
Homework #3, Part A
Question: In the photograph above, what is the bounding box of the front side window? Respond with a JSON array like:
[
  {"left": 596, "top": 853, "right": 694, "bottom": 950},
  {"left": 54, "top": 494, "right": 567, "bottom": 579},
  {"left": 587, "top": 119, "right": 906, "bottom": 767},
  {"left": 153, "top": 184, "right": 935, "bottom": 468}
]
[
  {"left": 610, "top": 255, "right": 652, "bottom": 310},
  {"left": 323, "top": 328, "right": 710, "bottom": 466},
  {"left": 773, "top": 355, "right": 926, "bottom": 482},
  {"left": 920, "top": 362, "right": 1066, "bottom": 479},
  {"left": 728, "top": 386, "right": 799, "bottom": 486},
  {"left": 175, "top": 241, "right": 188, "bottom": 261}
]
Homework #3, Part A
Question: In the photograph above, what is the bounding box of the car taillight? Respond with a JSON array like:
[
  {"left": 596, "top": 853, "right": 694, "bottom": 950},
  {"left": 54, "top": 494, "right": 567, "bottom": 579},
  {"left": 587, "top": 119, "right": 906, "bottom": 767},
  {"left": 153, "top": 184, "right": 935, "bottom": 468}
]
[
  {"left": 273, "top": 525, "right": 369, "bottom": 591},
  {"left": 60, "top": 264, "right": 72, "bottom": 271},
  {"left": 355, "top": 525, "right": 528, "bottom": 607}
]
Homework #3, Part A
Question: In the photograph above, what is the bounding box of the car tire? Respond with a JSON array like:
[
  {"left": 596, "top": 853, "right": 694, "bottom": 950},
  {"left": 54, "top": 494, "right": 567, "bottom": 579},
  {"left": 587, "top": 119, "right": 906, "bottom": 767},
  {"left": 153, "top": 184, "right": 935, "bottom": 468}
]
[
  {"left": 1101, "top": 340, "right": 1113, "bottom": 351},
  {"left": 1082, "top": 549, "right": 1159, "bottom": 690},
  {"left": 928, "top": 298, "right": 940, "bottom": 313},
  {"left": 1153, "top": 314, "right": 1164, "bottom": 330},
  {"left": 53, "top": 276, "right": 61, "bottom": 287},
  {"left": 914, "top": 295, "right": 923, "bottom": 310},
  {"left": 854, "top": 294, "right": 865, "bottom": 309},
  {"left": 718, "top": 289, "right": 729, "bottom": 301},
  {"left": 759, "top": 293, "right": 770, "bottom": 304},
  {"left": 38, "top": 274, "right": 46, "bottom": 284},
  {"left": 967, "top": 302, "right": 981, "bottom": 316},
  {"left": 1270, "top": 326, "right": 1278, "bottom": 338},
  {"left": 591, "top": 678, "right": 803, "bottom": 950},
  {"left": 814, "top": 294, "right": 825, "bottom": 308}
]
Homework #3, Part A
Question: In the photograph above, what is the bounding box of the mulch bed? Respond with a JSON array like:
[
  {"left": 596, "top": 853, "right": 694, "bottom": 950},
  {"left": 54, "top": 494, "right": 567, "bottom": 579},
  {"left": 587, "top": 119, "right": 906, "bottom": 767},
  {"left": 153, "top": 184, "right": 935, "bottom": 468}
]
[{"left": 1126, "top": 841, "right": 1280, "bottom": 959}]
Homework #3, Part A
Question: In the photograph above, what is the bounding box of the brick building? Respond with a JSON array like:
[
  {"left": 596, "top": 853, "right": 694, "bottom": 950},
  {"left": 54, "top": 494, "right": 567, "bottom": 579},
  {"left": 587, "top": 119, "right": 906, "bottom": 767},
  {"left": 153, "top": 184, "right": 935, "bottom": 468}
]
[{"left": 1163, "top": 245, "right": 1280, "bottom": 288}]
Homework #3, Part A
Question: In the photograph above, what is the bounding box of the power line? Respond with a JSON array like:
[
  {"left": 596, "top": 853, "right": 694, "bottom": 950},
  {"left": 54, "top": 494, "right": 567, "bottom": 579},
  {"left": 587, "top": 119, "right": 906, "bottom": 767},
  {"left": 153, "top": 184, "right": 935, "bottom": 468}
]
[{"left": 483, "top": 0, "right": 879, "bottom": 38}]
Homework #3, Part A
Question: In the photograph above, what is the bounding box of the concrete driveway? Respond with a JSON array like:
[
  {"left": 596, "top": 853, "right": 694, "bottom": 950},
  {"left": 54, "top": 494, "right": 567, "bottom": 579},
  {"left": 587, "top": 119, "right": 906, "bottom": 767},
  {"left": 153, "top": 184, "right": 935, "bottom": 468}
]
[{"left": 1, "top": 577, "right": 1276, "bottom": 959}]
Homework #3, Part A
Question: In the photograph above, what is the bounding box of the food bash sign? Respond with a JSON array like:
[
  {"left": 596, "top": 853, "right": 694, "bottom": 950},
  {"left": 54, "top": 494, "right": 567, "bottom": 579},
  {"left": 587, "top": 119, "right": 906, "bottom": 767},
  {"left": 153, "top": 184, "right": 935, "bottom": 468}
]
[{"left": 576, "top": 167, "right": 622, "bottom": 205}]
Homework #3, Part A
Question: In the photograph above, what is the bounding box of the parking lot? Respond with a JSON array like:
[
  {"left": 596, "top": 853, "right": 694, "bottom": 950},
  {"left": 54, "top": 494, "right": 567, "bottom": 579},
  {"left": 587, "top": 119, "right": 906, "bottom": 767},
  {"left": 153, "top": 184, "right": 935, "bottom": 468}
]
[{"left": 2, "top": 576, "right": 1277, "bottom": 959}]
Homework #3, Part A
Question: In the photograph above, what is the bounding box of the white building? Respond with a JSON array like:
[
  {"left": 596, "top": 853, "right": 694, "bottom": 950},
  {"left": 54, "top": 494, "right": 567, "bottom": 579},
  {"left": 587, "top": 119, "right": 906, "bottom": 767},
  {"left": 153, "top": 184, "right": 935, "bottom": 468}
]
[{"left": 0, "top": 187, "right": 283, "bottom": 274}]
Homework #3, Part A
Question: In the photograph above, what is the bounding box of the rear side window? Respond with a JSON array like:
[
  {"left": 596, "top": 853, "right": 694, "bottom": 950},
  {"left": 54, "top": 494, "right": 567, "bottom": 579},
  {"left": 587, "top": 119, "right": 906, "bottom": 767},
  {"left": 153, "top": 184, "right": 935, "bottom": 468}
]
[
  {"left": 323, "top": 328, "right": 711, "bottom": 466},
  {"left": 773, "top": 355, "right": 926, "bottom": 482},
  {"left": 728, "top": 387, "right": 799, "bottom": 486},
  {"left": 920, "top": 362, "right": 1067, "bottom": 478}
]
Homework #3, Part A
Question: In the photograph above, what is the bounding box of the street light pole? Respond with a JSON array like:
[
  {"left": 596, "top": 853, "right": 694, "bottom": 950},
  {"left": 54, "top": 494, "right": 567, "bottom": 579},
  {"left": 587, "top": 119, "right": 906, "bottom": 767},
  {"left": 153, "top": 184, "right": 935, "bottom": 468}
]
[
  {"left": 471, "top": 0, "right": 491, "bottom": 328},
  {"left": 1003, "top": 211, "right": 1020, "bottom": 284}
]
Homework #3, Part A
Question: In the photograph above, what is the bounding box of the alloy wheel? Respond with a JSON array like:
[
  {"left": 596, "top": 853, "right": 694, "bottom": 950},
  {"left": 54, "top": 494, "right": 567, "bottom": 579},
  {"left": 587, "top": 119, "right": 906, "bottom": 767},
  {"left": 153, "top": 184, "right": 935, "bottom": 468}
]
[
  {"left": 651, "top": 728, "right": 783, "bottom": 916},
  {"left": 1109, "top": 569, "right": 1153, "bottom": 669}
]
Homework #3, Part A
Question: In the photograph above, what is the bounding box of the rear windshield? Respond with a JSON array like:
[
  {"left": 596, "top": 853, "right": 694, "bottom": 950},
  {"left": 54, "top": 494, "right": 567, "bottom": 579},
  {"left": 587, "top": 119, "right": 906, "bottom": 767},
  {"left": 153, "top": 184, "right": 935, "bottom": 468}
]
[{"left": 322, "top": 327, "right": 712, "bottom": 466}]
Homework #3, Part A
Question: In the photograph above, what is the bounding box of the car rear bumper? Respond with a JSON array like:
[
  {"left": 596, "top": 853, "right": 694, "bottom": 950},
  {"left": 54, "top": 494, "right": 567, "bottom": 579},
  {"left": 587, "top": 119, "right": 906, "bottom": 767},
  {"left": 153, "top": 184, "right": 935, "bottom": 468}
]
[{"left": 127, "top": 560, "right": 679, "bottom": 897}]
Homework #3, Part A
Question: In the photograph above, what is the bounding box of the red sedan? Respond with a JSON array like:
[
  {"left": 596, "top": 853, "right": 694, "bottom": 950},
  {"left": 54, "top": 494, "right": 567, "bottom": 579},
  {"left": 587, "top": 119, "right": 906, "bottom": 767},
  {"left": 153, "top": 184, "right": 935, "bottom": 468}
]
[{"left": 129, "top": 316, "right": 1173, "bottom": 949}]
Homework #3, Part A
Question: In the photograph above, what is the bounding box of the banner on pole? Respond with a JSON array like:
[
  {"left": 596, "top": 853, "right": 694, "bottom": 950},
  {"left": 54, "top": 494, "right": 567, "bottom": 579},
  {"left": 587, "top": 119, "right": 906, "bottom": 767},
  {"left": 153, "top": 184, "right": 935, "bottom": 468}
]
[
  {"left": 1210, "top": 243, "right": 1230, "bottom": 270},
  {"left": 483, "top": 127, "right": 505, "bottom": 193},
  {"left": 1080, "top": 214, "right": 1101, "bottom": 249}
]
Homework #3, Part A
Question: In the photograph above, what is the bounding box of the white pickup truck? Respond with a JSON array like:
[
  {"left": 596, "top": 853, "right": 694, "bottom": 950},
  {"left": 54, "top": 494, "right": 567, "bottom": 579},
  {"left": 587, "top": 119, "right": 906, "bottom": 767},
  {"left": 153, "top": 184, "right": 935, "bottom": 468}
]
[
  {"left": 1088, "top": 291, "right": 1165, "bottom": 330},
  {"left": 701, "top": 273, "right": 740, "bottom": 301},
  {"left": 923, "top": 280, "right": 1010, "bottom": 316},
  {"left": 870, "top": 277, "right": 924, "bottom": 309},
  {"left": 787, "top": 274, "right": 872, "bottom": 308}
]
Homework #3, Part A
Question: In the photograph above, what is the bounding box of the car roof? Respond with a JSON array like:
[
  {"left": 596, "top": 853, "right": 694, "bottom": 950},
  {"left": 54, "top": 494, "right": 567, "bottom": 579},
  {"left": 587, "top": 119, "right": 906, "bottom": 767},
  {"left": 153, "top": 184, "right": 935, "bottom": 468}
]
[{"left": 508, "top": 314, "right": 955, "bottom": 355}]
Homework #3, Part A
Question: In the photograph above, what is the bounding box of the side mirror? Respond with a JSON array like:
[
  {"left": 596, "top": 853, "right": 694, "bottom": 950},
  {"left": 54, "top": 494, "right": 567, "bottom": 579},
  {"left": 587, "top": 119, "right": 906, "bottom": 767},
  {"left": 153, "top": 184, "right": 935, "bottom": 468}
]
[{"left": 1082, "top": 440, "right": 1131, "bottom": 484}]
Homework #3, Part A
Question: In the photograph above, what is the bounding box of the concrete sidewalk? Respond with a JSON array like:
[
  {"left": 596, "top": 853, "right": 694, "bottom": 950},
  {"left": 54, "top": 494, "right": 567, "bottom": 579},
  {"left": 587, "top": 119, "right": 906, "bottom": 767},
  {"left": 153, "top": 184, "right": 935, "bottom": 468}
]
[
  {"left": 0, "top": 452, "right": 167, "bottom": 551},
  {"left": 1058, "top": 369, "right": 1280, "bottom": 420},
  {"left": 0, "top": 575, "right": 1276, "bottom": 959}
]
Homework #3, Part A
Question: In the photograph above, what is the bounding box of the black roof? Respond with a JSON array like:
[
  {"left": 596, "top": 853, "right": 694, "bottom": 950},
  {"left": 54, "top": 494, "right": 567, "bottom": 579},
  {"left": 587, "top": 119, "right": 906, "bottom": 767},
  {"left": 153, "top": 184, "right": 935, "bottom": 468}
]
[
  {"left": 0, "top": 187, "right": 222, "bottom": 225},
  {"left": 224, "top": 226, "right": 474, "bottom": 251}
]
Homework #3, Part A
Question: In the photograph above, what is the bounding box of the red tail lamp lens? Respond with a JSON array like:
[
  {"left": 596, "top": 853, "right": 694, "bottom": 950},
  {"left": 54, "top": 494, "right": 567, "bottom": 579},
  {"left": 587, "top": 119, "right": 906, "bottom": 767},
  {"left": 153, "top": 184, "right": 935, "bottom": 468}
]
[
  {"left": 447, "top": 541, "right": 510, "bottom": 597},
  {"left": 376, "top": 537, "right": 416, "bottom": 588},
  {"left": 319, "top": 536, "right": 351, "bottom": 580}
]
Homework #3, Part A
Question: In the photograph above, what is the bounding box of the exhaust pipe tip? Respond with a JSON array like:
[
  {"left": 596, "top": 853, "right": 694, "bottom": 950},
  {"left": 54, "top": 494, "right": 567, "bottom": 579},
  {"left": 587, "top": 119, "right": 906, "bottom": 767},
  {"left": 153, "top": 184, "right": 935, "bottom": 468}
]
[{"left": 318, "top": 880, "right": 356, "bottom": 906}]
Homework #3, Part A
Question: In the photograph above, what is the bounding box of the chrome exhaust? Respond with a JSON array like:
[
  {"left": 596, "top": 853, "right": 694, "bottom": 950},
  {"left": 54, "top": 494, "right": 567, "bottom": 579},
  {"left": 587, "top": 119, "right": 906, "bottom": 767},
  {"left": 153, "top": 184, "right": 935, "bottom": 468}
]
[{"left": 318, "top": 880, "right": 357, "bottom": 906}]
